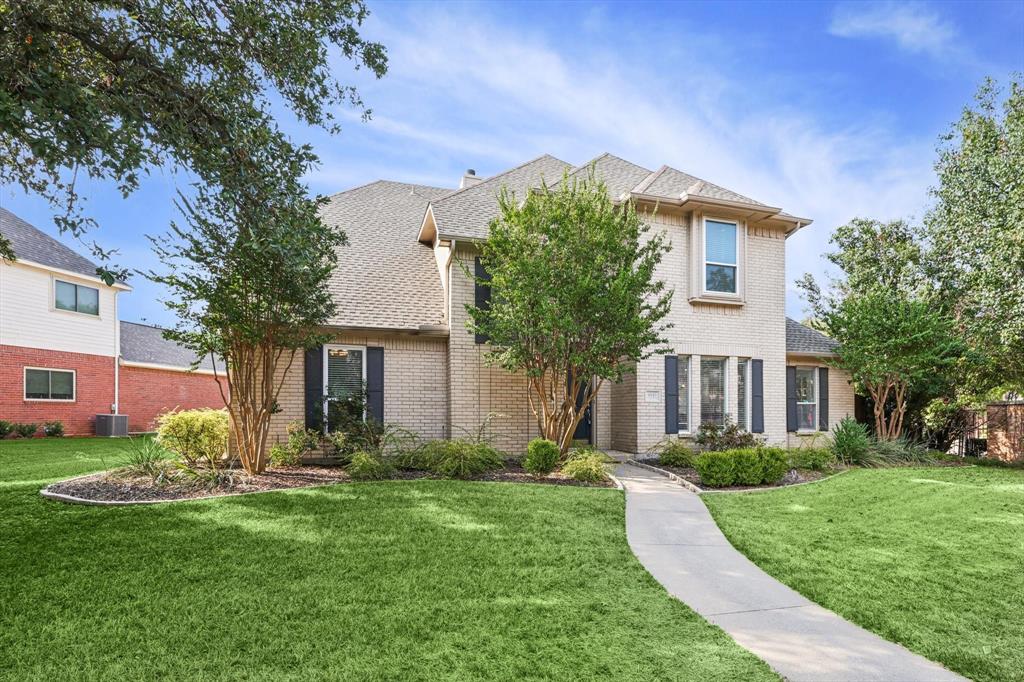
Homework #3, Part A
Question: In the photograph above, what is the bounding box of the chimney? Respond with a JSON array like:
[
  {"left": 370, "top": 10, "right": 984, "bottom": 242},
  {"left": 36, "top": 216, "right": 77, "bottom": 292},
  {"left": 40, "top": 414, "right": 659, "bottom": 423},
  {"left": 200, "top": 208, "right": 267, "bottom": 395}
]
[{"left": 459, "top": 168, "right": 483, "bottom": 189}]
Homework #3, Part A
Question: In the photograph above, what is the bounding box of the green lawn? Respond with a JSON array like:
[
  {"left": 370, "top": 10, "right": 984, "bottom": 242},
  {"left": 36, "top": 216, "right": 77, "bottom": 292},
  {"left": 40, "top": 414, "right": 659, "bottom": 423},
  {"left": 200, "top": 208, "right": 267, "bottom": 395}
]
[
  {"left": 704, "top": 466, "right": 1024, "bottom": 682},
  {"left": 0, "top": 437, "right": 774, "bottom": 681}
]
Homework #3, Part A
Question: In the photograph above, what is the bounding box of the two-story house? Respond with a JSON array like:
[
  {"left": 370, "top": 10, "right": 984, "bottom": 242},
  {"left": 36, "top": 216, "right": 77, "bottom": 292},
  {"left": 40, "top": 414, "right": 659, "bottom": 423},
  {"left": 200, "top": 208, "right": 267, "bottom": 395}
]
[
  {"left": 0, "top": 208, "right": 224, "bottom": 435},
  {"left": 266, "top": 153, "right": 854, "bottom": 453}
]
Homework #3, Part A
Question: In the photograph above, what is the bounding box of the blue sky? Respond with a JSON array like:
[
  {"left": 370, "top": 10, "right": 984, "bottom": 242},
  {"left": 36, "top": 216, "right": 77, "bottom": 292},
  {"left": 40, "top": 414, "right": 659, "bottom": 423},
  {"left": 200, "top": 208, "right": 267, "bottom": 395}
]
[{"left": 2, "top": 0, "right": 1022, "bottom": 326}]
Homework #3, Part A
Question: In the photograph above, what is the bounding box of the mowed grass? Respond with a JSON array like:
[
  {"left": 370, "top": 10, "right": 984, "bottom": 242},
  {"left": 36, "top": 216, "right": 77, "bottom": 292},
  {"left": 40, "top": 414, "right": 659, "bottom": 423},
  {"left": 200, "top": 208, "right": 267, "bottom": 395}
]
[
  {"left": 0, "top": 438, "right": 775, "bottom": 681},
  {"left": 704, "top": 466, "right": 1024, "bottom": 682}
]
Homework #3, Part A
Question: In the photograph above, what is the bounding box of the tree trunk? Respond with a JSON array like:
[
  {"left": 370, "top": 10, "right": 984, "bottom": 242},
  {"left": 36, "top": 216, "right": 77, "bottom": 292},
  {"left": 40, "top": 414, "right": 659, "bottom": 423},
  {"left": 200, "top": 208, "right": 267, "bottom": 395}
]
[{"left": 525, "top": 366, "right": 604, "bottom": 455}]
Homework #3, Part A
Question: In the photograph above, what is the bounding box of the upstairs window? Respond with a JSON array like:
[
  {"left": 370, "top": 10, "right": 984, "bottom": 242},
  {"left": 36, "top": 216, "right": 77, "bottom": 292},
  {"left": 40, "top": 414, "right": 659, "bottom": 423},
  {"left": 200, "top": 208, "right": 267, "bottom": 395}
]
[
  {"left": 55, "top": 280, "right": 99, "bottom": 315},
  {"left": 704, "top": 219, "right": 738, "bottom": 294}
]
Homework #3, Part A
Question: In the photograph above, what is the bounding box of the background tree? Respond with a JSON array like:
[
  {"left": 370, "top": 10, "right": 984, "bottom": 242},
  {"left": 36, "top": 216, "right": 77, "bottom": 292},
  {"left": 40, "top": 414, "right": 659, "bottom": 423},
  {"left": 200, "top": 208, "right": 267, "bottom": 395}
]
[
  {"left": 0, "top": 0, "right": 385, "bottom": 280},
  {"left": 925, "top": 77, "right": 1024, "bottom": 393},
  {"left": 468, "top": 173, "right": 673, "bottom": 453}
]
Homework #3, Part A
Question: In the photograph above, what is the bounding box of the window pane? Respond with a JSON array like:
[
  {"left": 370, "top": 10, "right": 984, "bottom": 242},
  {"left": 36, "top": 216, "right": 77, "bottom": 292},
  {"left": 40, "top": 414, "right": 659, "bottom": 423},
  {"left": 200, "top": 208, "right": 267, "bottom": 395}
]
[
  {"left": 76, "top": 286, "right": 99, "bottom": 315},
  {"left": 705, "top": 264, "right": 736, "bottom": 293},
  {"left": 737, "top": 359, "right": 748, "bottom": 430},
  {"left": 677, "top": 356, "right": 690, "bottom": 433},
  {"left": 795, "top": 367, "right": 816, "bottom": 402},
  {"left": 55, "top": 281, "right": 77, "bottom": 311},
  {"left": 25, "top": 369, "right": 50, "bottom": 399},
  {"left": 797, "top": 404, "right": 817, "bottom": 431},
  {"left": 705, "top": 220, "right": 737, "bottom": 265},
  {"left": 700, "top": 357, "right": 727, "bottom": 426},
  {"left": 50, "top": 371, "right": 74, "bottom": 400},
  {"left": 327, "top": 348, "right": 363, "bottom": 400}
]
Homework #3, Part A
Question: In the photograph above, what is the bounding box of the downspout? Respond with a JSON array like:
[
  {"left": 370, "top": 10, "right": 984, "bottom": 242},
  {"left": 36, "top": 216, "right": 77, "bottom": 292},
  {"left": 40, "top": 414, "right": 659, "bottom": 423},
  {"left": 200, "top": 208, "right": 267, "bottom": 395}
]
[{"left": 113, "top": 290, "right": 120, "bottom": 414}]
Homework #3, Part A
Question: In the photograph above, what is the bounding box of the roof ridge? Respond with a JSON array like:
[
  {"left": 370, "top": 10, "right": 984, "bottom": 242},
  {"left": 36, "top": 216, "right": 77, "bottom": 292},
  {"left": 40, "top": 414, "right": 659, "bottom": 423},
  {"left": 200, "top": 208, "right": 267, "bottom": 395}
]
[
  {"left": 631, "top": 165, "right": 668, "bottom": 195},
  {"left": 572, "top": 152, "right": 653, "bottom": 176},
  {"left": 431, "top": 153, "right": 571, "bottom": 204},
  {"left": 323, "top": 179, "right": 451, "bottom": 202},
  {"left": 121, "top": 319, "right": 166, "bottom": 331}
]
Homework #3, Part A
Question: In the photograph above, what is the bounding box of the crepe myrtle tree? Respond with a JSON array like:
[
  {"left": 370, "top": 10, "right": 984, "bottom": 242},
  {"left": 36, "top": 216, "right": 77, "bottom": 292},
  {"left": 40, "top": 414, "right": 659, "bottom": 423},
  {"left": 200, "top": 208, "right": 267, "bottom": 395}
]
[
  {"left": 0, "top": 0, "right": 385, "bottom": 281},
  {"left": 467, "top": 172, "right": 673, "bottom": 453}
]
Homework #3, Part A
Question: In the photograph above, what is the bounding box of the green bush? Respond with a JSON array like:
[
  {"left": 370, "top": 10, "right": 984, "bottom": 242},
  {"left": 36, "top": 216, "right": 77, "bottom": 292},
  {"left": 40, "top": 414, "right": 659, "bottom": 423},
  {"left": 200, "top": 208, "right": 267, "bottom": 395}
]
[
  {"left": 695, "top": 417, "right": 759, "bottom": 451},
  {"left": 0, "top": 420, "right": 13, "bottom": 438},
  {"left": 42, "top": 420, "right": 64, "bottom": 437},
  {"left": 524, "top": 438, "right": 560, "bottom": 476},
  {"left": 787, "top": 447, "right": 836, "bottom": 471},
  {"left": 831, "top": 417, "right": 873, "bottom": 465},
  {"left": 694, "top": 451, "right": 736, "bottom": 487},
  {"left": 423, "top": 439, "right": 504, "bottom": 479},
  {"left": 393, "top": 445, "right": 440, "bottom": 471},
  {"left": 731, "top": 448, "right": 764, "bottom": 486},
  {"left": 122, "top": 438, "right": 171, "bottom": 481},
  {"left": 13, "top": 423, "right": 39, "bottom": 438},
  {"left": 870, "top": 437, "right": 935, "bottom": 465},
  {"left": 560, "top": 451, "right": 609, "bottom": 483},
  {"left": 758, "top": 447, "right": 789, "bottom": 483},
  {"left": 658, "top": 440, "right": 696, "bottom": 468},
  {"left": 155, "top": 408, "right": 230, "bottom": 468},
  {"left": 269, "top": 444, "right": 300, "bottom": 467},
  {"left": 346, "top": 451, "right": 395, "bottom": 481}
]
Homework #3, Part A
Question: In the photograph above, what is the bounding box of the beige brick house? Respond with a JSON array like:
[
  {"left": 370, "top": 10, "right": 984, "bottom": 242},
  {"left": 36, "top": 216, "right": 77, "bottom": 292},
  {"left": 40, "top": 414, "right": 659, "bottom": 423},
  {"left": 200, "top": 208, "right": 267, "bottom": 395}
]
[{"left": 268, "top": 153, "right": 854, "bottom": 454}]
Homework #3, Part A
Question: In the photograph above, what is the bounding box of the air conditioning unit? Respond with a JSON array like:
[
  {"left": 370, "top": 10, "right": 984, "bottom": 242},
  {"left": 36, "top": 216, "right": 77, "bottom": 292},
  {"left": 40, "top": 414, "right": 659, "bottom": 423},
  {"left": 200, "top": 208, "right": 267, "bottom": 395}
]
[{"left": 95, "top": 414, "right": 129, "bottom": 437}]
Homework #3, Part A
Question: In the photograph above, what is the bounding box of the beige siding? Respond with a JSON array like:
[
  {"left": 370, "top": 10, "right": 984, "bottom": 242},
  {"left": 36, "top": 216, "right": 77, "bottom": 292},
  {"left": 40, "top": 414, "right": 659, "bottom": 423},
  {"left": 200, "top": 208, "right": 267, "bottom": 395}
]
[
  {"left": 785, "top": 358, "right": 857, "bottom": 448},
  {"left": 0, "top": 261, "right": 119, "bottom": 357}
]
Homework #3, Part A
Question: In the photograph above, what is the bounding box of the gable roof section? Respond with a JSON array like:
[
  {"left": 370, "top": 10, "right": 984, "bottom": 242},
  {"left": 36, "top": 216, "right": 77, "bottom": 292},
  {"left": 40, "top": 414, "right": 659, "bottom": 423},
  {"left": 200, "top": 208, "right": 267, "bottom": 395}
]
[
  {"left": 321, "top": 180, "right": 451, "bottom": 330},
  {"left": 120, "top": 321, "right": 219, "bottom": 371},
  {"left": 0, "top": 207, "right": 103, "bottom": 280},
  {"left": 635, "top": 165, "right": 770, "bottom": 208},
  {"left": 426, "top": 154, "right": 572, "bottom": 241},
  {"left": 568, "top": 153, "right": 652, "bottom": 199},
  {"left": 786, "top": 317, "right": 839, "bottom": 356}
]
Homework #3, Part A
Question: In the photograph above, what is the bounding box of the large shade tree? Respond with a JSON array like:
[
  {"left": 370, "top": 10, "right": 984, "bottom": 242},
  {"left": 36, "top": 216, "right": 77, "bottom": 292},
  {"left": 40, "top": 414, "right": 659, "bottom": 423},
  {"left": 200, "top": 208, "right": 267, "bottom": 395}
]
[{"left": 468, "top": 173, "right": 673, "bottom": 453}]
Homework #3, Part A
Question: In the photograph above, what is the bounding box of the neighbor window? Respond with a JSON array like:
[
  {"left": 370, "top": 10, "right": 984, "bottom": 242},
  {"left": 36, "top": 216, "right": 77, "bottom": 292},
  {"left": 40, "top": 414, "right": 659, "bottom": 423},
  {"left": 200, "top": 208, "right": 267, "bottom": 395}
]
[
  {"left": 704, "top": 219, "right": 738, "bottom": 294},
  {"left": 795, "top": 367, "right": 817, "bottom": 431},
  {"left": 24, "top": 368, "right": 75, "bottom": 401},
  {"left": 737, "top": 358, "right": 749, "bottom": 430},
  {"left": 55, "top": 280, "right": 99, "bottom": 315},
  {"left": 700, "top": 357, "right": 727, "bottom": 426},
  {"left": 677, "top": 355, "right": 691, "bottom": 433}
]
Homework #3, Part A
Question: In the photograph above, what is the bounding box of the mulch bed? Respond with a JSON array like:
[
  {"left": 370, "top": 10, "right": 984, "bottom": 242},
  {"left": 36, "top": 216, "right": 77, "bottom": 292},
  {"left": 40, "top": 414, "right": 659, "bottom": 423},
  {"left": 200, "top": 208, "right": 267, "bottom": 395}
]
[
  {"left": 44, "top": 461, "right": 613, "bottom": 504},
  {"left": 638, "top": 460, "right": 833, "bottom": 492}
]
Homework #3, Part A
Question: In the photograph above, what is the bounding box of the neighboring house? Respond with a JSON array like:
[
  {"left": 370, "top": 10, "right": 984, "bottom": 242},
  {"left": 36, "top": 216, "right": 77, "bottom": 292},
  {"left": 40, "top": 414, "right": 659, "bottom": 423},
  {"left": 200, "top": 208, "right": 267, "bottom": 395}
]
[
  {"left": 0, "top": 208, "right": 223, "bottom": 435},
  {"left": 267, "top": 153, "right": 855, "bottom": 453}
]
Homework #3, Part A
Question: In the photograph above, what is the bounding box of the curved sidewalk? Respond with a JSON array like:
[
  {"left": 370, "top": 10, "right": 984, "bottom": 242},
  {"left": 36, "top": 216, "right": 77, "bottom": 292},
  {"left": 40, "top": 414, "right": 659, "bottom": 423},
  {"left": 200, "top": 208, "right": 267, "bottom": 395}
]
[{"left": 616, "top": 464, "right": 965, "bottom": 682}]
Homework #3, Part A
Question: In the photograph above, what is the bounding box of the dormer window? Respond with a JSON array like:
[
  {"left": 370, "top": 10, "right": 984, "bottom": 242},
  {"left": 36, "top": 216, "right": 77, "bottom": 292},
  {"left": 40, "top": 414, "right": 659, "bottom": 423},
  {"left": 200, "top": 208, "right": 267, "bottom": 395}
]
[
  {"left": 704, "top": 219, "right": 738, "bottom": 294},
  {"left": 55, "top": 279, "right": 99, "bottom": 315}
]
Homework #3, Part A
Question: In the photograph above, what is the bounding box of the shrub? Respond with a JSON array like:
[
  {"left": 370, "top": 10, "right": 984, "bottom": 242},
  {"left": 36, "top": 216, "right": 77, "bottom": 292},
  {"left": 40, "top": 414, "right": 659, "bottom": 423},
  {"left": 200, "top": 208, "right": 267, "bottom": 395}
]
[
  {"left": 393, "top": 444, "right": 440, "bottom": 471},
  {"left": 695, "top": 417, "right": 759, "bottom": 451},
  {"left": 831, "top": 417, "right": 873, "bottom": 465},
  {"left": 694, "top": 451, "right": 736, "bottom": 487},
  {"left": 787, "top": 447, "right": 836, "bottom": 471},
  {"left": 13, "top": 423, "right": 39, "bottom": 438},
  {"left": 524, "top": 438, "right": 560, "bottom": 476},
  {"left": 758, "top": 447, "right": 789, "bottom": 483},
  {"left": 870, "top": 437, "right": 935, "bottom": 465},
  {"left": 426, "top": 439, "right": 504, "bottom": 479},
  {"left": 122, "top": 438, "right": 171, "bottom": 481},
  {"left": 346, "top": 451, "right": 395, "bottom": 481},
  {"left": 0, "top": 420, "right": 13, "bottom": 438},
  {"left": 731, "top": 448, "right": 764, "bottom": 486},
  {"left": 155, "top": 408, "right": 230, "bottom": 468},
  {"left": 658, "top": 440, "right": 696, "bottom": 468},
  {"left": 560, "top": 451, "right": 609, "bottom": 483},
  {"left": 269, "top": 444, "right": 300, "bottom": 467},
  {"left": 42, "top": 420, "right": 65, "bottom": 437}
]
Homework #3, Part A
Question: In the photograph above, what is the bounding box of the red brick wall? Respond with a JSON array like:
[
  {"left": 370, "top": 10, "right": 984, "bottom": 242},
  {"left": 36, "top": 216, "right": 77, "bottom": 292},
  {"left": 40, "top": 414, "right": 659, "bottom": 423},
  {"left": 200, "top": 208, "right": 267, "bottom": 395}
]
[
  {"left": 987, "top": 402, "right": 1024, "bottom": 462},
  {"left": 119, "top": 365, "right": 225, "bottom": 432},
  {"left": 0, "top": 344, "right": 116, "bottom": 435}
]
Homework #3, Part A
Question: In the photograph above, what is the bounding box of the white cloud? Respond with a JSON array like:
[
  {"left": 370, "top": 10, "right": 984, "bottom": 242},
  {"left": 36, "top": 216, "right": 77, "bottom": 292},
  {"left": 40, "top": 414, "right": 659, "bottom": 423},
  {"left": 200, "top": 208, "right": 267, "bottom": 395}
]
[{"left": 828, "top": 2, "right": 958, "bottom": 58}]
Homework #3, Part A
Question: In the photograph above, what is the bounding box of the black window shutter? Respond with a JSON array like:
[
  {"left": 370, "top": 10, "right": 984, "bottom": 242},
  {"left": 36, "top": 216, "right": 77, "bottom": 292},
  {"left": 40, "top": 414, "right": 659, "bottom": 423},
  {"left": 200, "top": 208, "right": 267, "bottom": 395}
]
[
  {"left": 664, "top": 355, "right": 679, "bottom": 434},
  {"left": 366, "top": 347, "right": 384, "bottom": 423},
  {"left": 818, "top": 367, "right": 829, "bottom": 431},
  {"left": 751, "top": 359, "right": 764, "bottom": 433},
  {"left": 474, "top": 257, "right": 491, "bottom": 344},
  {"left": 786, "top": 366, "right": 798, "bottom": 433},
  {"left": 304, "top": 346, "right": 324, "bottom": 430}
]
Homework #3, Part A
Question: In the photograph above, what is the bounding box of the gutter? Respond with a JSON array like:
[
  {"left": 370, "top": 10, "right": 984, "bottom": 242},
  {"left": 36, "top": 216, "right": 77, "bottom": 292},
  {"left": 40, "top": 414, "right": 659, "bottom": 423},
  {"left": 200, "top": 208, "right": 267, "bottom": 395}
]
[{"left": 120, "top": 359, "right": 220, "bottom": 376}]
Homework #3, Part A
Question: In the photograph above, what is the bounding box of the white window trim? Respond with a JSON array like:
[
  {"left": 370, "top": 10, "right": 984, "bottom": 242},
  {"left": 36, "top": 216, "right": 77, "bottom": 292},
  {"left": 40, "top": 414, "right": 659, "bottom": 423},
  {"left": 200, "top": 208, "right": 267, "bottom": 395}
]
[
  {"left": 677, "top": 354, "right": 692, "bottom": 435},
  {"left": 322, "top": 344, "right": 367, "bottom": 430},
  {"left": 699, "top": 355, "right": 730, "bottom": 427},
  {"left": 796, "top": 365, "right": 819, "bottom": 433},
  {"left": 701, "top": 217, "right": 740, "bottom": 298},
  {"left": 23, "top": 366, "right": 77, "bottom": 402},
  {"left": 52, "top": 277, "right": 101, "bottom": 317}
]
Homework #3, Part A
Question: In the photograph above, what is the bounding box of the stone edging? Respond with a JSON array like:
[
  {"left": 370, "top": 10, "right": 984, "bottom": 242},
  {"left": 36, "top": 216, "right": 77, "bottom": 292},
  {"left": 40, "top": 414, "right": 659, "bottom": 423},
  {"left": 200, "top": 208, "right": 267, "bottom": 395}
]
[
  {"left": 626, "top": 458, "right": 850, "bottom": 494},
  {"left": 605, "top": 470, "right": 625, "bottom": 491},
  {"left": 626, "top": 459, "right": 703, "bottom": 493}
]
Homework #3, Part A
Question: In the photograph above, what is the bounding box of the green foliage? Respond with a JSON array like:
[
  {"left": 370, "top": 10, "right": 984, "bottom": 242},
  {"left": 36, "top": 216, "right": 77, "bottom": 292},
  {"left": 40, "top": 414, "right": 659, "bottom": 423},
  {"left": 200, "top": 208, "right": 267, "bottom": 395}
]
[
  {"left": 560, "top": 451, "right": 610, "bottom": 483},
  {"left": 346, "top": 451, "right": 395, "bottom": 481},
  {"left": 831, "top": 418, "right": 873, "bottom": 466},
  {"left": 155, "top": 408, "right": 230, "bottom": 468},
  {"left": 468, "top": 170, "right": 673, "bottom": 452},
  {"left": 524, "top": 438, "right": 560, "bottom": 476},
  {"left": 758, "top": 448, "right": 790, "bottom": 483},
  {"left": 424, "top": 440, "right": 504, "bottom": 480},
  {"left": 696, "top": 447, "right": 789, "bottom": 487},
  {"left": 787, "top": 447, "right": 836, "bottom": 471},
  {"left": 869, "top": 438, "right": 935, "bottom": 466},
  {"left": 695, "top": 417, "right": 759, "bottom": 451},
  {"left": 694, "top": 451, "right": 736, "bottom": 487},
  {"left": 731, "top": 449, "right": 764, "bottom": 486},
  {"left": 42, "top": 420, "right": 64, "bottom": 437},
  {"left": 657, "top": 439, "right": 697, "bottom": 468},
  {"left": 121, "top": 438, "right": 171, "bottom": 481},
  {"left": 269, "top": 420, "right": 320, "bottom": 466},
  {"left": 0, "top": 420, "right": 13, "bottom": 438},
  {"left": 269, "top": 444, "right": 299, "bottom": 468},
  {"left": 13, "top": 423, "right": 39, "bottom": 438}
]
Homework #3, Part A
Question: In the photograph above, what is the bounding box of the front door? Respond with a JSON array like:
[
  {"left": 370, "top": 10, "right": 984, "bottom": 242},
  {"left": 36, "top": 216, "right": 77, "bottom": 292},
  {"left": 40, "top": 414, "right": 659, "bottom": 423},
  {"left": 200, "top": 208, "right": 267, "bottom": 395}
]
[{"left": 570, "top": 369, "right": 593, "bottom": 443}]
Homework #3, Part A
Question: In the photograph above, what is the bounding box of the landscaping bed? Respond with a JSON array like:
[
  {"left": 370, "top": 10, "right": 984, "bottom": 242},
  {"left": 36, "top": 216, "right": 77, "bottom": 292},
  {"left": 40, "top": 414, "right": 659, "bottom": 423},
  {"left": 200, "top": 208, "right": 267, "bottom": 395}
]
[{"left": 636, "top": 458, "right": 833, "bottom": 491}]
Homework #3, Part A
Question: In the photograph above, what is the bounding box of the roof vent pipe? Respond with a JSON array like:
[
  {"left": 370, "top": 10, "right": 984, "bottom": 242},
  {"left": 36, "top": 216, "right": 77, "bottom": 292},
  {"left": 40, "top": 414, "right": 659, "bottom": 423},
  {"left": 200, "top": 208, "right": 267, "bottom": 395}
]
[{"left": 459, "top": 168, "right": 483, "bottom": 189}]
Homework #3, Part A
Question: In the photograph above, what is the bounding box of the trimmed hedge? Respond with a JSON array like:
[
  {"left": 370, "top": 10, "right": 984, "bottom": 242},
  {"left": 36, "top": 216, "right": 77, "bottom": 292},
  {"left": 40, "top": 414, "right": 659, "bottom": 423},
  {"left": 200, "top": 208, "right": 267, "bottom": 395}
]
[
  {"left": 524, "top": 438, "right": 560, "bottom": 476},
  {"left": 694, "top": 447, "right": 789, "bottom": 488}
]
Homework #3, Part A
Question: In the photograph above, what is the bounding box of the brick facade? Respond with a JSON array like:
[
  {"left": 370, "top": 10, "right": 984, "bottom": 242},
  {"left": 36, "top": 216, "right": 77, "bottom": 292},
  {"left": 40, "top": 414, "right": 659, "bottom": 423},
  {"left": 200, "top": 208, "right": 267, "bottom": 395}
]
[
  {"left": 784, "top": 356, "right": 857, "bottom": 449},
  {"left": 986, "top": 402, "right": 1024, "bottom": 462},
  {"left": 119, "top": 365, "right": 225, "bottom": 433},
  {"left": 0, "top": 344, "right": 115, "bottom": 435}
]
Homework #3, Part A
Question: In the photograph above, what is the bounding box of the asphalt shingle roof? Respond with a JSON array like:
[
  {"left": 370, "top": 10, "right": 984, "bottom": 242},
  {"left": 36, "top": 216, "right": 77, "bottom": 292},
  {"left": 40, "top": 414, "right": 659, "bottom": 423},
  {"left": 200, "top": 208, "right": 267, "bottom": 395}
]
[
  {"left": 635, "top": 166, "right": 770, "bottom": 207},
  {"left": 786, "top": 317, "right": 839, "bottom": 355},
  {"left": 321, "top": 180, "right": 451, "bottom": 330},
  {"left": 0, "top": 207, "right": 101, "bottom": 279},
  {"left": 568, "top": 153, "right": 653, "bottom": 198},
  {"left": 120, "top": 321, "right": 219, "bottom": 371}
]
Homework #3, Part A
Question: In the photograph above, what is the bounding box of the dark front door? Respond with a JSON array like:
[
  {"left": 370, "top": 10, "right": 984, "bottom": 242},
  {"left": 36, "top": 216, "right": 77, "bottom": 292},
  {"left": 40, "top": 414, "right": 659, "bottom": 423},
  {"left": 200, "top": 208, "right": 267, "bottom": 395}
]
[{"left": 570, "top": 370, "right": 593, "bottom": 443}]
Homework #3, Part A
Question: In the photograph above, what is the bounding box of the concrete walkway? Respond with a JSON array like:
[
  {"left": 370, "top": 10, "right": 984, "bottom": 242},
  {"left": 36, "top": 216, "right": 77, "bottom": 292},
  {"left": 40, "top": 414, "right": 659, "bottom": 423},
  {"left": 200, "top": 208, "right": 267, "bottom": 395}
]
[{"left": 616, "top": 463, "right": 966, "bottom": 682}]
